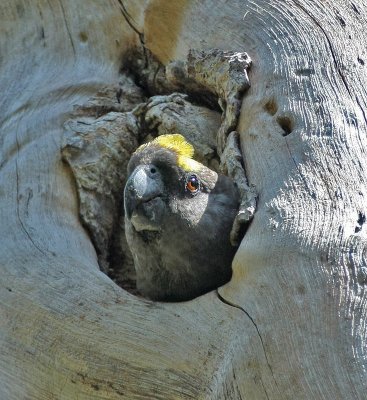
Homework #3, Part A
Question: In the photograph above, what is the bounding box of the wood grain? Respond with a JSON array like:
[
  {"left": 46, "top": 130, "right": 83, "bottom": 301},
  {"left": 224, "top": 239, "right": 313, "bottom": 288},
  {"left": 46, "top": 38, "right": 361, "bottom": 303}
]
[{"left": 0, "top": 0, "right": 366, "bottom": 398}]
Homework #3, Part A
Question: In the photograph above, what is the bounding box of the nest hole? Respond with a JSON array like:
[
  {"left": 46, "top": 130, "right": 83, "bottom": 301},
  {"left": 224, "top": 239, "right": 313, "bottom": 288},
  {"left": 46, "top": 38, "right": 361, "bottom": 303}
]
[
  {"left": 277, "top": 115, "right": 294, "bottom": 136},
  {"left": 62, "top": 46, "right": 251, "bottom": 301}
]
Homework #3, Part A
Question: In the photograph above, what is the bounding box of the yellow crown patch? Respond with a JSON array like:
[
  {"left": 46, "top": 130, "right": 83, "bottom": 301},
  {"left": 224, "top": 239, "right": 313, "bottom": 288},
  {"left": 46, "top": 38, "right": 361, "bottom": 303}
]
[
  {"left": 137, "top": 134, "right": 201, "bottom": 172},
  {"left": 155, "top": 134, "right": 194, "bottom": 159}
]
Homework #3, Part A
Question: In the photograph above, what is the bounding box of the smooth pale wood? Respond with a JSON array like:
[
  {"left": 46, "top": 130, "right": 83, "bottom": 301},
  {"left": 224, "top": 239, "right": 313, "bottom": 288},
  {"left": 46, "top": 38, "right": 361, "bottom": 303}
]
[{"left": 0, "top": 1, "right": 366, "bottom": 399}]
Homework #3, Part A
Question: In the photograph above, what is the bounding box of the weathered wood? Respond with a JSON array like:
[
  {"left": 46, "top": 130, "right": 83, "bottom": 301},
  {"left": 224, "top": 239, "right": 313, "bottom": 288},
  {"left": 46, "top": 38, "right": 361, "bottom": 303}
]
[{"left": 0, "top": 0, "right": 366, "bottom": 398}]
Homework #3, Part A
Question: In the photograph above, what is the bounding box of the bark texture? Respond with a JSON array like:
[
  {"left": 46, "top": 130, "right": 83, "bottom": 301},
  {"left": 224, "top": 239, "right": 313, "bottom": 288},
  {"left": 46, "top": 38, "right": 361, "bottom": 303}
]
[{"left": 0, "top": 1, "right": 366, "bottom": 399}]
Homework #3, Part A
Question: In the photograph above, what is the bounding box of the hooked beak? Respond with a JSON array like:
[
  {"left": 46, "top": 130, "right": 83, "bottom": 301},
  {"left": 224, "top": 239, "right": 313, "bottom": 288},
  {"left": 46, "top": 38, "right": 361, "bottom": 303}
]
[{"left": 124, "top": 165, "right": 165, "bottom": 231}]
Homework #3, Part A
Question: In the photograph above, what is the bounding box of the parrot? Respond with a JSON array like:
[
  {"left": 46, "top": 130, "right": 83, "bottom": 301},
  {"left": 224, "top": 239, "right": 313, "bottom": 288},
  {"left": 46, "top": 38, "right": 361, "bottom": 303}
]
[{"left": 124, "top": 134, "right": 239, "bottom": 301}]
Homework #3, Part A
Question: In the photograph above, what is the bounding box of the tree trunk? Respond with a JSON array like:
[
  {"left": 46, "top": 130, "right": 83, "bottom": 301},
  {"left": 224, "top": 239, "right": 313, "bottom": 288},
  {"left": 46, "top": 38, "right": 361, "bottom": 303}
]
[{"left": 1, "top": 1, "right": 366, "bottom": 399}]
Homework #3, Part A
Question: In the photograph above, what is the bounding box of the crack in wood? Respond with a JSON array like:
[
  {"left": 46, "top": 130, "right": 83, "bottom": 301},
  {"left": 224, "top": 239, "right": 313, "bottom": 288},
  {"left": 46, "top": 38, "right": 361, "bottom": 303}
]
[
  {"left": 58, "top": 0, "right": 76, "bottom": 57},
  {"left": 259, "top": 376, "right": 270, "bottom": 400},
  {"left": 216, "top": 290, "right": 278, "bottom": 390},
  {"left": 15, "top": 137, "right": 46, "bottom": 256},
  {"left": 117, "top": 0, "right": 147, "bottom": 66}
]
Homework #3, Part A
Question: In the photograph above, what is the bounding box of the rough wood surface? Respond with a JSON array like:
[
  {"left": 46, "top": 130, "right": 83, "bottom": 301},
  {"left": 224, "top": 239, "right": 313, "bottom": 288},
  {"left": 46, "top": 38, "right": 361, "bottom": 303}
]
[{"left": 0, "top": 0, "right": 366, "bottom": 399}]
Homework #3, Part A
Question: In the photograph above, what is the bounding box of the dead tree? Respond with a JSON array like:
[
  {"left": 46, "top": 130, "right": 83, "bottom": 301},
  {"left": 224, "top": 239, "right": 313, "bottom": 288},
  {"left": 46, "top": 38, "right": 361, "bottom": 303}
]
[{"left": 0, "top": 1, "right": 366, "bottom": 398}]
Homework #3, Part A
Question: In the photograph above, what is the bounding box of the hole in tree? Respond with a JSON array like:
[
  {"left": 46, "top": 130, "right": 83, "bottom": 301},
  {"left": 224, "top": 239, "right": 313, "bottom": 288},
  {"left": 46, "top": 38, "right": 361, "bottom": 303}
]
[
  {"left": 79, "top": 32, "right": 88, "bottom": 42},
  {"left": 264, "top": 98, "right": 278, "bottom": 115},
  {"left": 337, "top": 16, "right": 346, "bottom": 27},
  {"left": 355, "top": 211, "right": 366, "bottom": 233},
  {"left": 277, "top": 115, "right": 293, "bottom": 136},
  {"left": 62, "top": 46, "right": 251, "bottom": 302}
]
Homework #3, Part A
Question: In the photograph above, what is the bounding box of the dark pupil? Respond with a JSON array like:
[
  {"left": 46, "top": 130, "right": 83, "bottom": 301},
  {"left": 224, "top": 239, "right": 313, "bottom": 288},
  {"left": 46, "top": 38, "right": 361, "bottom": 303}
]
[{"left": 190, "top": 176, "right": 198, "bottom": 188}]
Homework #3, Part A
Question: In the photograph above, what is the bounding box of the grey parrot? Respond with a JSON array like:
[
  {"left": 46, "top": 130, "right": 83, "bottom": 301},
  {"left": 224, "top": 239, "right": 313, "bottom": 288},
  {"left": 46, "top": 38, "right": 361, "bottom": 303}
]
[{"left": 124, "top": 134, "right": 239, "bottom": 301}]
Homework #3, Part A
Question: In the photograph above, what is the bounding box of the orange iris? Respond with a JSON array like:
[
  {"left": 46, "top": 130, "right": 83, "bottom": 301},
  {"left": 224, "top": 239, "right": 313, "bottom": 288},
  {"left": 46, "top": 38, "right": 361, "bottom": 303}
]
[
  {"left": 187, "top": 181, "right": 197, "bottom": 192},
  {"left": 186, "top": 176, "right": 199, "bottom": 193}
]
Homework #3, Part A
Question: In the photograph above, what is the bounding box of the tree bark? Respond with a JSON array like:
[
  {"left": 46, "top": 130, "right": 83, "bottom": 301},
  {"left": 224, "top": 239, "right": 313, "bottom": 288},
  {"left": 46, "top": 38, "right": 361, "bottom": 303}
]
[{"left": 1, "top": 0, "right": 366, "bottom": 399}]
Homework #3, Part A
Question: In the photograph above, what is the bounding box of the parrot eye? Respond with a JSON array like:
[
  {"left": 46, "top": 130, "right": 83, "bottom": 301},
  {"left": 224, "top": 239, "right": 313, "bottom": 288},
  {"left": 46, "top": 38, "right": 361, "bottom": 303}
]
[{"left": 186, "top": 175, "right": 200, "bottom": 194}]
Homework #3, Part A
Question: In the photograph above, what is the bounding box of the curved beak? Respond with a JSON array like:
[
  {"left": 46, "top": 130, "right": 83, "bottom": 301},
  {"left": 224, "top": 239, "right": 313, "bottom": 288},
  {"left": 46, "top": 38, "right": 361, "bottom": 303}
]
[{"left": 124, "top": 165, "right": 164, "bottom": 219}]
